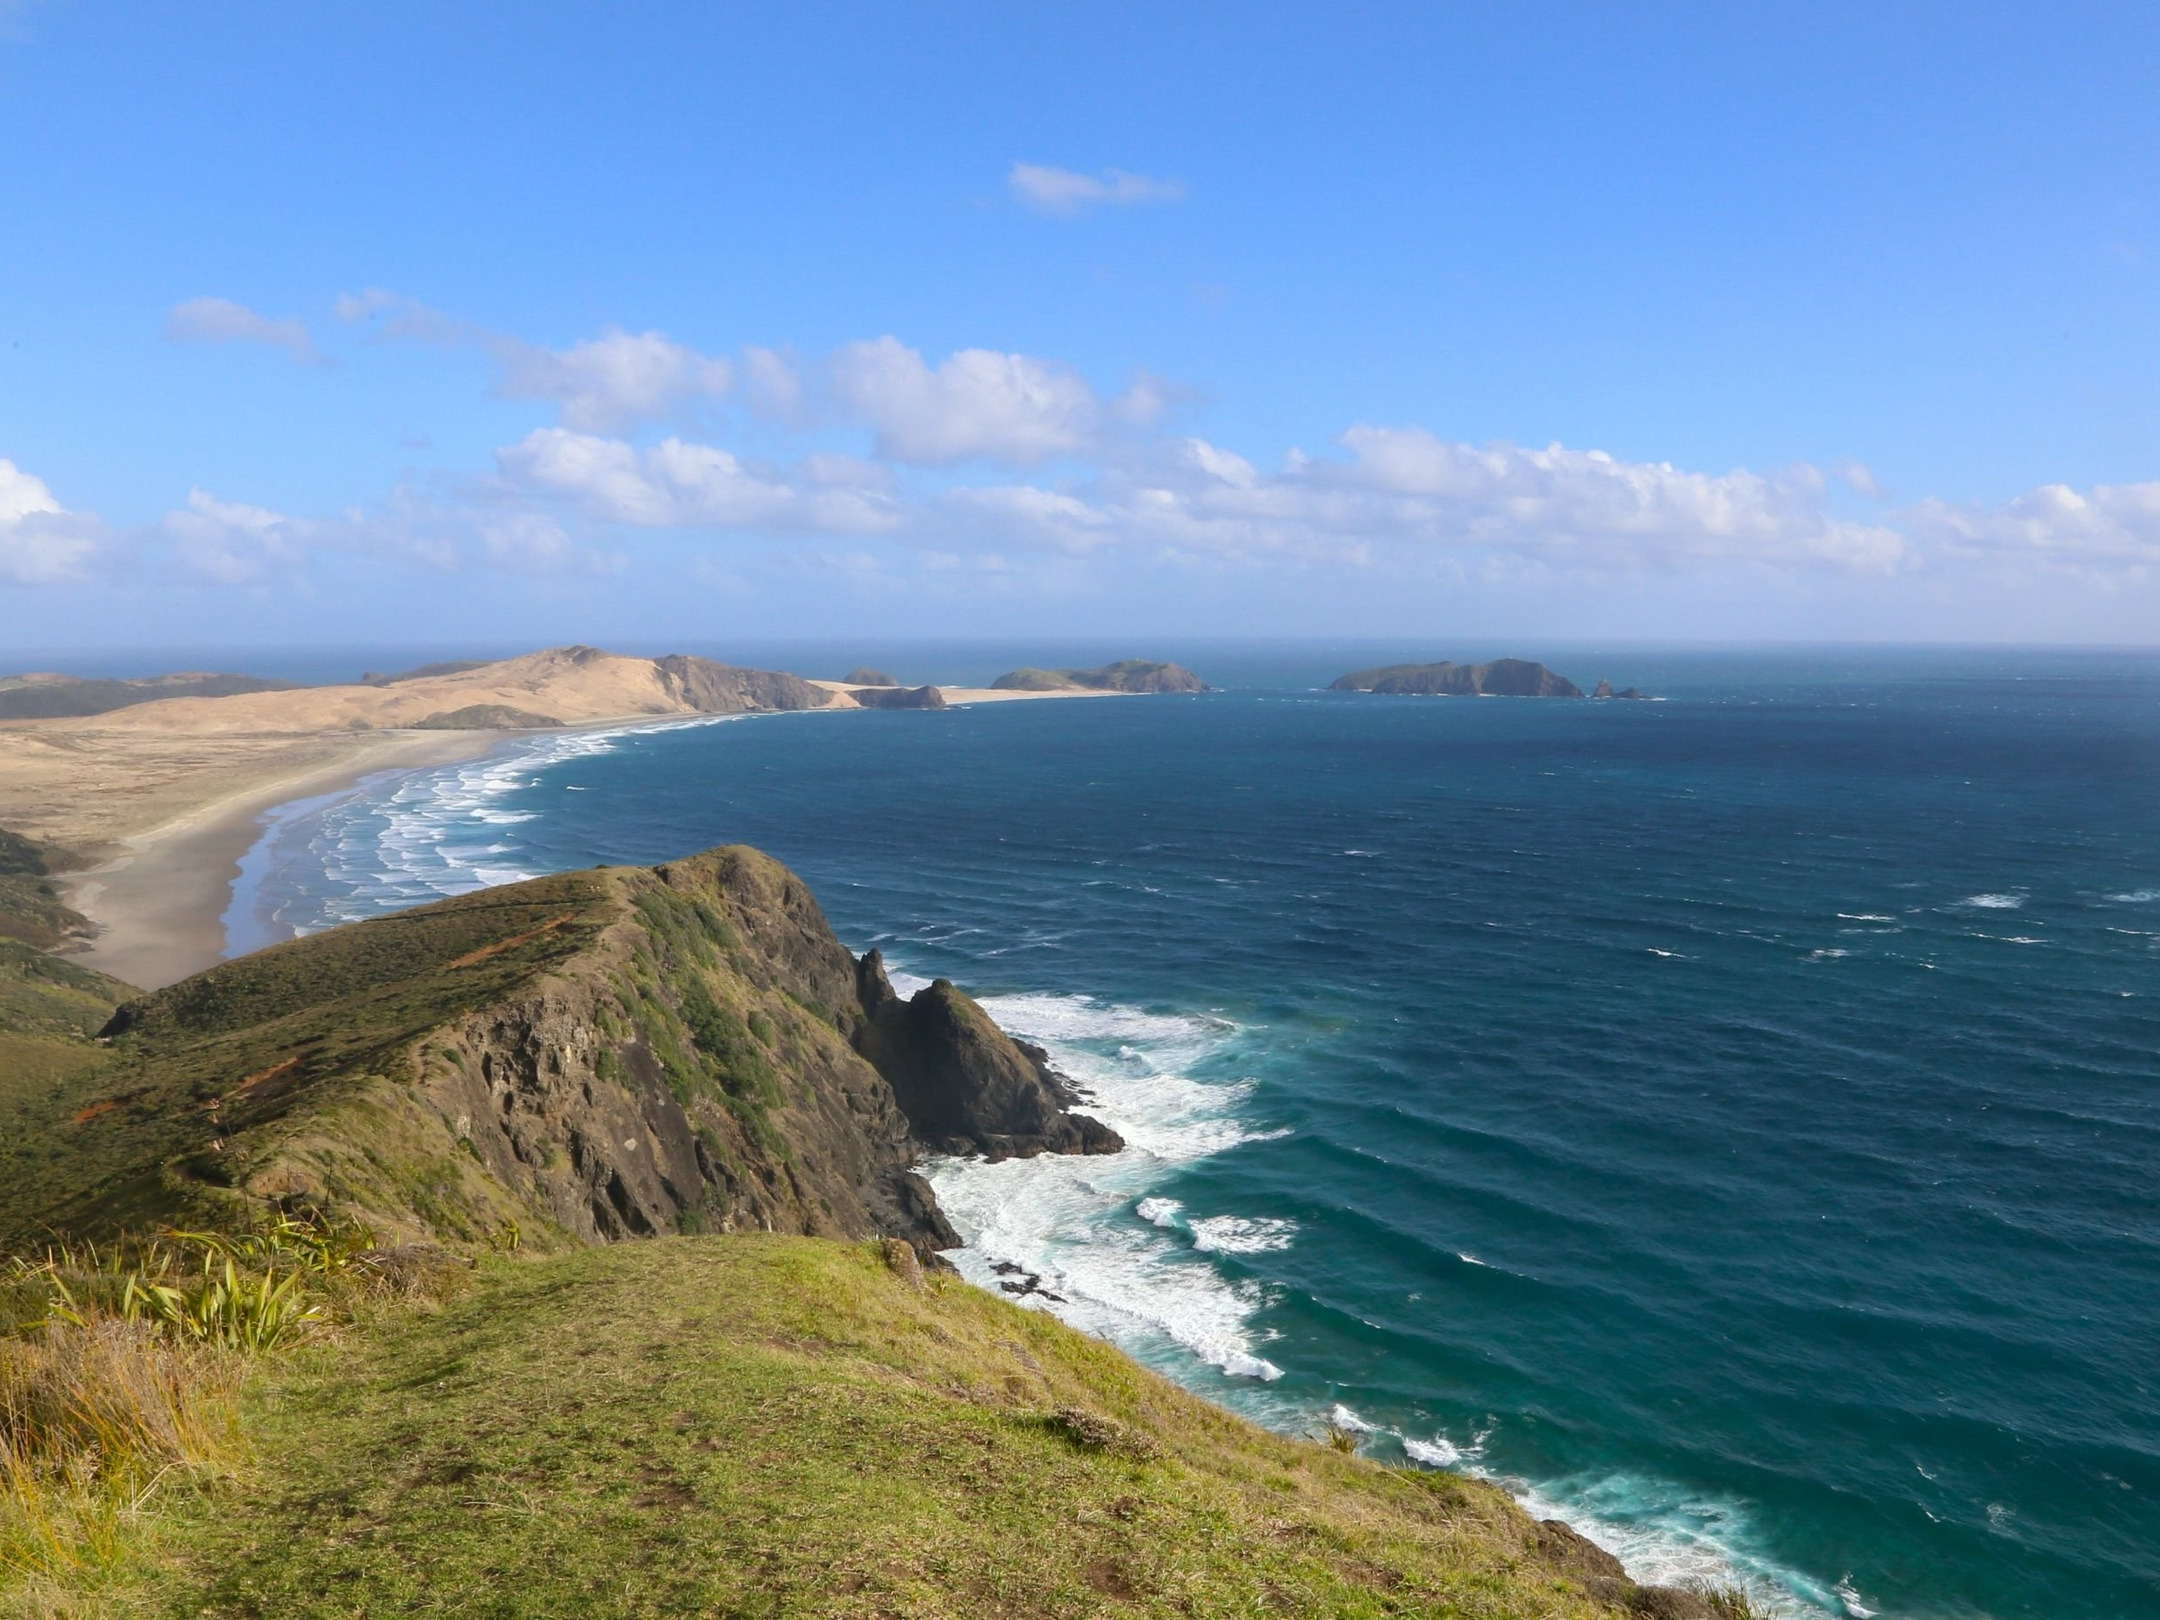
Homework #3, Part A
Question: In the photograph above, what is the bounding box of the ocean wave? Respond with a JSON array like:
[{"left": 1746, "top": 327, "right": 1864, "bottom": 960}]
[
  {"left": 2107, "top": 888, "right": 2160, "bottom": 904},
  {"left": 1961, "top": 893, "right": 2025, "bottom": 910},
  {"left": 1189, "top": 1215, "right": 1297, "bottom": 1254},
  {"left": 254, "top": 716, "right": 738, "bottom": 939},
  {"left": 924, "top": 984, "right": 1289, "bottom": 1383}
]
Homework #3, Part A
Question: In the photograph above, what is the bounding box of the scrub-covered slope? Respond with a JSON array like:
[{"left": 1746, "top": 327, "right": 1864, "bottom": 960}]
[{"left": 1, "top": 846, "right": 1113, "bottom": 1254}]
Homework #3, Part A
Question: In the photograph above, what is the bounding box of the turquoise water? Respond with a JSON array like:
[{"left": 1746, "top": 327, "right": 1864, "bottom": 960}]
[{"left": 234, "top": 648, "right": 2160, "bottom": 1618}]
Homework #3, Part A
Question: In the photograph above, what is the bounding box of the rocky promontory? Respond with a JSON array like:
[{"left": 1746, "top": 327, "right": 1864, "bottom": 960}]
[
  {"left": 1330, "top": 658, "right": 1584, "bottom": 697},
  {"left": 16, "top": 845, "right": 1118, "bottom": 1257}
]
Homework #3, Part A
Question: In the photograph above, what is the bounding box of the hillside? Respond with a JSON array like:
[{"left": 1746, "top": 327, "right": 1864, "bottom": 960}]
[
  {"left": 1, "top": 846, "right": 1115, "bottom": 1254},
  {"left": 0, "top": 671, "right": 297, "bottom": 722},
  {"left": 106, "top": 1235, "right": 1678, "bottom": 1618}
]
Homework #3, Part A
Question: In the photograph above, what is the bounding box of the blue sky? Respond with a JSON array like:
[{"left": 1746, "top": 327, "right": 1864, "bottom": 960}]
[{"left": 4, "top": 0, "right": 2159, "bottom": 651}]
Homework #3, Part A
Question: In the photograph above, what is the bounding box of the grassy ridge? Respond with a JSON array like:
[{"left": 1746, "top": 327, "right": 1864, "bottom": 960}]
[
  {"left": 146, "top": 1235, "right": 1618, "bottom": 1619},
  {"left": 1, "top": 874, "right": 614, "bottom": 1250}
]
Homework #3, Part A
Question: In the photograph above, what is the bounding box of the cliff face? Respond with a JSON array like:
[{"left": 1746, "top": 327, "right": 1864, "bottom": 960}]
[
  {"left": 1330, "top": 658, "right": 1585, "bottom": 697},
  {"left": 10, "top": 847, "right": 1114, "bottom": 1255},
  {"left": 652, "top": 654, "right": 837, "bottom": 714}
]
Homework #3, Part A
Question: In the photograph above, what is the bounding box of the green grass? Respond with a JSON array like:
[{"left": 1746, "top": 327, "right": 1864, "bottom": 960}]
[{"left": 110, "top": 1235, "right": 1613, "bottom": 1618}]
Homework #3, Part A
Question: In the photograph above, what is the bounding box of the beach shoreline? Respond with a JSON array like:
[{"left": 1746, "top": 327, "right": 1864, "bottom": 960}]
[{"left": 58, "top": 730, "right": 506, "bottom": 990}]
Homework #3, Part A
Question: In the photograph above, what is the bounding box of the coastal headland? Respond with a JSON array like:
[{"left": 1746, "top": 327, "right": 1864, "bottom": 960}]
[
  {"left": 0, "top": 838, "right": 1732, "bottom": 1617},
  {"left": 0, "top": 645, "right": 1180, "bottom": 989}
]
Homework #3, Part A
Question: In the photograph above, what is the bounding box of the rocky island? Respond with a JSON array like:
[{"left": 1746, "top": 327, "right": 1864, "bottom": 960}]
[
  {"left": 990, "top": 658, "right": 1211, "bottom": 693},
  {"left": 1331, "top": 657, "right": 1586, "bottom": 696}
]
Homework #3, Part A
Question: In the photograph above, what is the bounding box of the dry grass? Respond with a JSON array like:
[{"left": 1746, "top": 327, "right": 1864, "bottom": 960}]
[{"left": 0, "top": 1318, "right": 245, "bottom": 1602}]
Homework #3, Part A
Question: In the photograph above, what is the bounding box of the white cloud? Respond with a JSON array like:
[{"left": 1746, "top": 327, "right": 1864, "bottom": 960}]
[
  {"left": 497, "top": 428, "right": 900, "bottom": 534},
  {"left": 829, "top": 337, "right": 1101, "bottom": 465},
  {"left": 1902, "top": 480, "right": 2160, "bottom": 569},
  {"left": 1008, "top": 162, "right": 1185, "bottom": 216},
  {"left": 924, "top": 430, "right": 1904, "bottom": 574},
  {"left": 165, "top": 297, "right": 325, "bottom": 366},
  {"left": 338, "top": 291, "right": 729, "bottom": 432},
  {"left": 0, "top": 458, "right": 98, "bottom": 584},
  {"left": 489, "top": 327, "right": 732, "bottom": 434},
  {"left": 164, "top": 489, "right": 306, "bottom": 584}
]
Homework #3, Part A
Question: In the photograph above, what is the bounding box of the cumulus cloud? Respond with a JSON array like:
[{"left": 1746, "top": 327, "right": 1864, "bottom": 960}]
[
  {"left": 165, "top": 297, "right": 325, "bottom": 366},
  {"left": 928, "top": 429, "right": 1905, "bottom": 572},
  {"left": 1902, "top": 480, "right": 2160, "bottom": 570},
  {"left": 337, "top": 290, "right": 730, "bottom": 432},
  {"left": 0, "top": 458, "right": 99, "bottom": 584},
  {"left": 164, "top": 489, "right": 307, "bottom": 584},
  {"left": 1008, "top": 163, "right": 1185, "bottom": 215},
  {"left": 491, "top": 327, "right": 732, "bottom": 434},
  {"left": 829, "top": 337, "right": 1102, "bottom": 465},
  {"left": 497, "top": 428, "right": 900, "bottom": 534}
]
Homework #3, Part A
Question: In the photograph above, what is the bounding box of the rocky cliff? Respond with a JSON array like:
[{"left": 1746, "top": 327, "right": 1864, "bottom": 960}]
[{"left": 9, "top": 846, "right": 1114, "bottom": 1256}]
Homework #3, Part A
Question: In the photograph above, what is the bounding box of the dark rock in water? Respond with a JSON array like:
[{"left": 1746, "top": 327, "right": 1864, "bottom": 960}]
[
  {"left": 842, "top": 667, "right": 898, "bottom": 686},
  {"left": 849, "top": 684, "right": 947, "bottom": 710},
  {"left": 1592, "top": 680, "right": 1651, "bottom": 700},
  {"left": 1329, "top": 659, "right": 1583, "bottom": 697},
  {"left": 990, "top": 660, "right": 1210, "bottom": 694},
  {"left": 653, "top": 654, "right": 836, "bottom": 713},
  {"left": 852, "top": 948, "right": 1123, "bottom": 1161},
  {"left": 412, "top": 704, "right": 562, "bottom": 730}
]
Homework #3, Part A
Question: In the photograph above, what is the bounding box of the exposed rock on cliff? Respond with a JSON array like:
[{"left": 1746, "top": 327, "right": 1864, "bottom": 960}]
[
  {"left": 990, "top": 659, "right": 1210, "bottom": 694},
  {"left": 13, "top": 846, "right": 1116, "bottom": 1258},
  {"left": 653, "top": 654, "right": 837, "bottom": 714},
  {"left": 852, "top": 949, "right": 1122, "bottom": 1160},
  {"left": 1330, "top": 658, "right": 1584, "bottom": 697}
]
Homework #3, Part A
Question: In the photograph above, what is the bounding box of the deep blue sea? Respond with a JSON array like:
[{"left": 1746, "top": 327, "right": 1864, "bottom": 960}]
[{"left": 228, "top": 646, "right": 2160, "bottom": 1619}]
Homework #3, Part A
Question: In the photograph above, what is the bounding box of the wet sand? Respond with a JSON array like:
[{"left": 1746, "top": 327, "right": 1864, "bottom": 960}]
[{"left": 58, "top": 732, "right": 501, "bottom": 990}]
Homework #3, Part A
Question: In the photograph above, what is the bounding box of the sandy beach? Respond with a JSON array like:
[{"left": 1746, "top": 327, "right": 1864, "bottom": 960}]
[
  {"left": 54, "top": 730, "right": 504, "bottom": 990},
  {"left": 0, "top": 649, "right": 1144, "bottom": 992}
]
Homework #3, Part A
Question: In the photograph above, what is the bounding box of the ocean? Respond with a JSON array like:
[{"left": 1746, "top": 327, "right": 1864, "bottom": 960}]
[{"left": 226, "top": 646, "right": 2160, "bottom": 1619}]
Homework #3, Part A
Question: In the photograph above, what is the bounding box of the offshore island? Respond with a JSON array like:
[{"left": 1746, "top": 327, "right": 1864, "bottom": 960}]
[{"left": 0, "top": 648, "right": 1735, "bottom": 1618}]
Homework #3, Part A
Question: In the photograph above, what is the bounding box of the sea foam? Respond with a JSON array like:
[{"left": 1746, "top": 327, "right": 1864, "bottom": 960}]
[{"left": 923, "top": 984, "right": 1292, "bottom": 1384}]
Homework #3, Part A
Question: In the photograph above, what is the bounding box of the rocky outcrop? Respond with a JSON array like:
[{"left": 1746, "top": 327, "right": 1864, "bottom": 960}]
[
  {"left": 653, "top": 654, "right": 837, "bottom": 714},
  {"left": 842, "top": 667, "right": 897, "bottom": 686},
  {"left": 848, "top": 684, "right": 947, "bottom": 710},
  {"left": 851, "top": 950, "right": 1122, "bottom": 1160},
  {"left": 1330, "top": 659, "right": 1584, "bottom": 697},
  {"left": 54, "top": 845, "right": 1115, "bottom": 1257},
  {"left": 1592, "top": 679, "right": 1649, "bottom": 700},
  {"left": 990, "top": 660, "right": 1210, "bottom": 694}
]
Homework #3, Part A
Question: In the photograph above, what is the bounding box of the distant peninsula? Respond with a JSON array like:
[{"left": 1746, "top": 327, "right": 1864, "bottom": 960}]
[{"left": 990, "top": 659, "right": 1211, "bottom": 694}]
